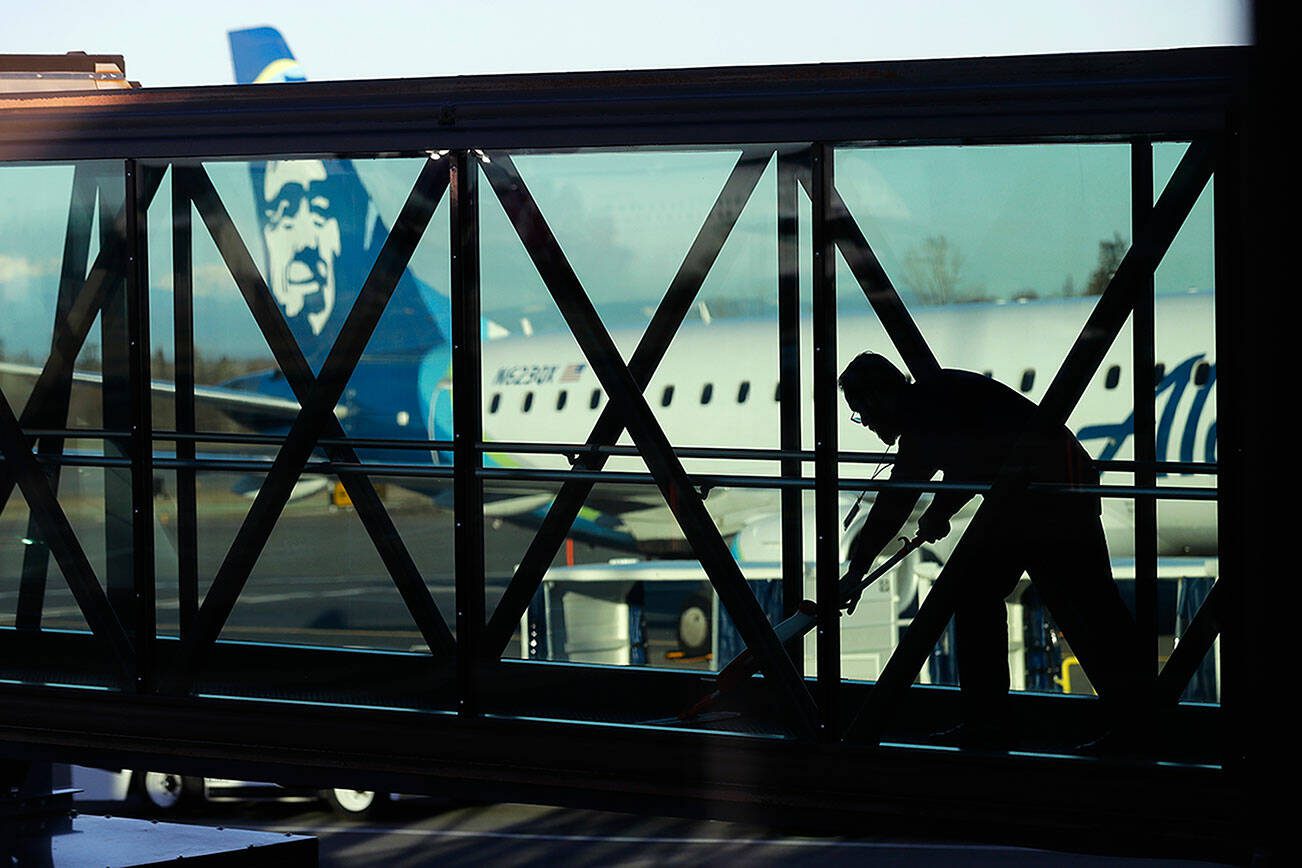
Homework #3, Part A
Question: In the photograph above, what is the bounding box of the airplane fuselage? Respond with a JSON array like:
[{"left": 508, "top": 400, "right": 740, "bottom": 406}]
[{"left": 468, "top": 292, "right": 1217, "bottom": 558}]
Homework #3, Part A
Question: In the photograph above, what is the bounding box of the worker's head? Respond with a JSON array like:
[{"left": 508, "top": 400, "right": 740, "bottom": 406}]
[{"left": 839, "top": 353, "right": 909, "bottom": 445}]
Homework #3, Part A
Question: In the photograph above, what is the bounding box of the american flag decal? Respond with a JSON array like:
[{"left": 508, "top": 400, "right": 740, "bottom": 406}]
[{"left": 560, "top": 364, "right": 586, "bottom": 383}]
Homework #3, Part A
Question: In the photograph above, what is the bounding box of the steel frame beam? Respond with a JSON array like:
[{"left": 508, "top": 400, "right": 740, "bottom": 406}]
[
  {"left": 798, "top": 170, "right": 941, "bottom": 383},
  {"left": 481, "top": 151, "right": 819, "bottom": 736},
  {"left": 849, "top": 138, "right": 1219, "bottom": 743},
  {"left": 480, "top": 147, "right": 774, "bottom": 658},
  {"left": 166, "top": 160, "right": 453, "bottom": 686},
  {"left": 0, "top": 48, "right": 1245, "bottom": 161},
  {"left": 1155, "top": 580, "right": 1223, "bottom": 707},
  {"left": 0, "top": 666, "right": 1243, "bottom": 860},
  {"left": 0, "top": 390, "right": 133, "bottom": 676}
]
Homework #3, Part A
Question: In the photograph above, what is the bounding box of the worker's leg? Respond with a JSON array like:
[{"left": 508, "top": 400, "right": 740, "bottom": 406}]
[
  {"left": 952, "top": 540, "right": 1025, "bottom": 728},
  {"left": 1025, "top": 507, "right": 1151, "bottom": 715}
]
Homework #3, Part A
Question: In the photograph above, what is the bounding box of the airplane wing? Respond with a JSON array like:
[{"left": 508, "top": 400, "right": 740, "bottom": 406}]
[
  {"left": 0, "top": 360, "right": 302, "bottom": 428},
  {"left": 0, "top": 360, "right": 338, "bottom": 506}
]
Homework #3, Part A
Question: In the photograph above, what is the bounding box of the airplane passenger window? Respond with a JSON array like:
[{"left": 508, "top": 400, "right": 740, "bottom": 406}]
[
  {"left": 700, "top": 383, "right": 713, "bottom": 405},
  {"left": 489, "top": 393, "right": 501, "bottom": 414},
  {"left": 590, "top": 389, "right": 602, "bottom": 410},
  {"left": 661, "top": 386, "right": 675, "bottom": 408},
  {"left": 556, "top": 390, "right": 568, "bottom": 411},
  {"left": 1105, "top": 365, "right": 1121, "bottom": 389},
  {"left": 1194, "top": 361, "right": 1212, "bottom": 386},
  {"left": 737, "top": 381, "right": 750, "bottom": 403},
  {"left": 522, "top": 392, "right": 534, "bottom": 413},
  {"left": 1020, "top": 369, "right": 1035, "bottom": 393}
]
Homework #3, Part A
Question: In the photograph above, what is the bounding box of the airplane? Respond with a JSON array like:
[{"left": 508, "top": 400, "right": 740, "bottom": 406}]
[{"left": 219, "top": 26, "right": 1216, "bottom": 564}]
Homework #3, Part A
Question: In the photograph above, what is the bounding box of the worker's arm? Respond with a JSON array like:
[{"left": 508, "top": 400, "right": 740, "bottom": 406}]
[
  {"left": 845, "top": 489, "right": 919, "bottom": 580},
  {"left": 915, "top": 488, "right": 974, "bottom": 542},
  {"left": 845, "top": 442, "right": 934, "bottom": 578}
]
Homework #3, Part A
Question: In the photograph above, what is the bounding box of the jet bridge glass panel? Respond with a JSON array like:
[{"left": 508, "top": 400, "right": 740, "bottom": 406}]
[
  {"left": 0, "top": 151, "right": 464, "bottom": 706},
  {"left": 0, "top": 51, "right": 1249, "bottom": 833},
  {"left": 463, "top": 135, "right": 1224, "bottom": 757},
  {"left": 141, "top": 156, "right": 457, "bottom": 670},
  {"left": 145, "top": 154, "right": 454, "bottom": 708},
  {"left": 475, "top": 147, "right": 800, "bottom": 736},
  {"left": 823, "top": 140, "right": 1220, "bottom": 756},
  {"left": 0, "top": 160, "right": 137, "bottom": 690},
  {"left": 1151, "top": 142, "right": 1219, "bottom": 703},
  {"left": 0, "top": 143, "right": 1226, "bottom": 751},
  {"left": 831, "top": 144, "right": 1141, "bottom": 697}
]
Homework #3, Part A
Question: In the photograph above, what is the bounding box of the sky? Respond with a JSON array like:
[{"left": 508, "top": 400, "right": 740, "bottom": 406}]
[
  {"left": 1, "top": 1, "right": 1246, "bottom": 361},
  {"left": 2, "top": 1, "right": 1251, "bottom": 89}
]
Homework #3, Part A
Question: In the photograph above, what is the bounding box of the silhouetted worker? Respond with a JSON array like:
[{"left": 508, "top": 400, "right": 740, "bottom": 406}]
[{"left": 839, "top": 352, "right": 1149, "bottom": 746}]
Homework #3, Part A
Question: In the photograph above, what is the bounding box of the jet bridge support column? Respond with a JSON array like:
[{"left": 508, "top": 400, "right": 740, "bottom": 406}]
[
  {"left": 811, "top": 143, "right": 840, "bottom": 736},
  {"left": 98, "top": 166, "right": 136, "bottom": 643},
  {"left": 1132, "top": 140, "right": 1159, "bottom": 681},
  {"left": 777, "top": 148, "right": 805, "bottom": 631},
  {"left": 125, "top": 160, "right": 159, "bottom": 692},
  {"left": 171, "top": 162, "right": 199, "bottom": 639},
  {"left": 451, "top": 150, "right": 485, "bottom": 716},
  {"left": 1212, "top": 118, "right": 1247, "bottom": 777}
]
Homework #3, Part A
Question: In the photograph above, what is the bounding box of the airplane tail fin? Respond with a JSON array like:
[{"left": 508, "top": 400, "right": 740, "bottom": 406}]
[
  {"left": 228, "top": 26, "right": 307, "bottom": 85},
  {"left": 226, "top": 26, "right": 448, "bottom": 367},
  {"left": 226, "top": 26, "right": 452, "bottom": 451}
]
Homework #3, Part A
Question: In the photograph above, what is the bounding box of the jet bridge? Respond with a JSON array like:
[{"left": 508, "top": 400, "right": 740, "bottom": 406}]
[{"left": 0, "top": 45, "right": 1276, "bottom": 860}]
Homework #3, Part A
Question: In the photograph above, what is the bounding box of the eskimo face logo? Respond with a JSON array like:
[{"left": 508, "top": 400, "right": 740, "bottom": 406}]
[{"left": 263, "top": 160, "right": 341, "bottom": 336}]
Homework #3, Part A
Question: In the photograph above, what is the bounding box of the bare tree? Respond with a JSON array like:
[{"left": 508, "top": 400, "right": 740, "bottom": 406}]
[
  {"left": 1083, "top": 231, "right": 1128, "bottom": 296},
  {"left": 903, "top": 235, "right": 965, "bottom": 305}
]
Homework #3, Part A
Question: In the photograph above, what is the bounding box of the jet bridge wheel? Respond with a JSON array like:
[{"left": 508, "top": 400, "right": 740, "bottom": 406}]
[
  {"left": 321, "top": 787, "right": 389, "bottom": 818},
  {"left": 677, "top": 592, "right": 713, "bottom": 659},
  {"left": 130, "top": 771, "right": 203, "bottom": 814}
]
